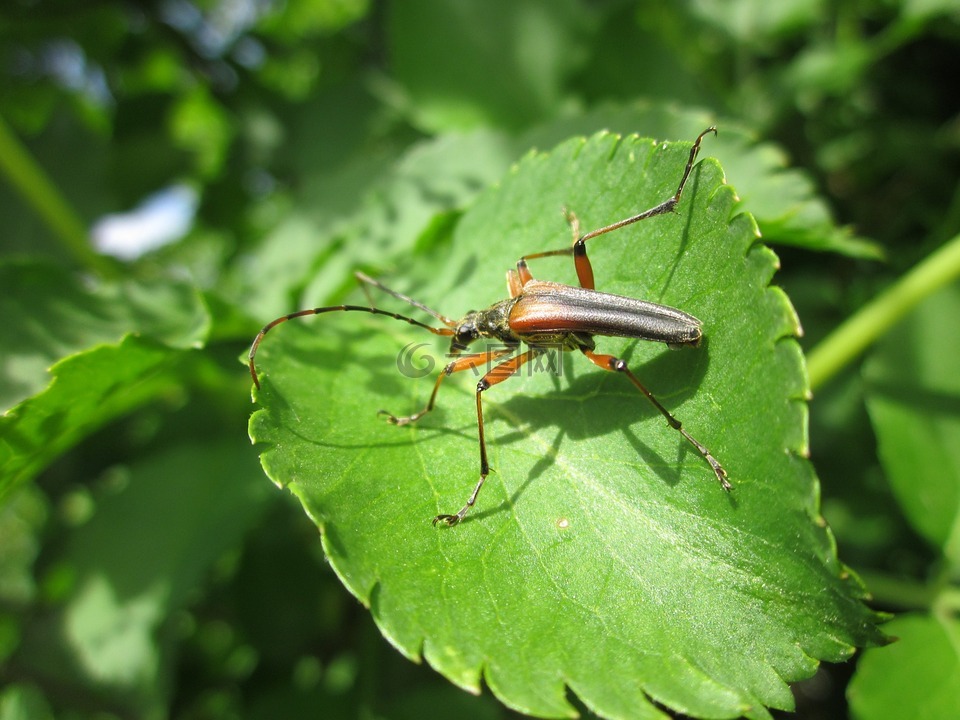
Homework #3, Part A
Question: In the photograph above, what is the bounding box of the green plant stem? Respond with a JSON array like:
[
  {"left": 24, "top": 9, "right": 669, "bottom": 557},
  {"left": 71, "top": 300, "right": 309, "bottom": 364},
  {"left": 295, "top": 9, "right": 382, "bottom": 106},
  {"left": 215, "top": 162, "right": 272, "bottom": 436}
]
[
  {"left": 0, "top": 113, "right": 116, "bottom": 277},
  {"left": 857, "top": 570, "right": 960, "bottom": 615},
  {"left": 856, "top": 570, "right": 938, "bottom": 611},
  {"left": 807, "top": 232, "right": 960, "bottom": 390}
]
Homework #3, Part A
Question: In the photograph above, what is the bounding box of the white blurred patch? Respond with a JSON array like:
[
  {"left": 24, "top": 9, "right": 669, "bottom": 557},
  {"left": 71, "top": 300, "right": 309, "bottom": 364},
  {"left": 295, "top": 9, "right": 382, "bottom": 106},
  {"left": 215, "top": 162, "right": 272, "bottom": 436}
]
[{"left": 92, "top": 185, "right": 199, "bottom": 260}]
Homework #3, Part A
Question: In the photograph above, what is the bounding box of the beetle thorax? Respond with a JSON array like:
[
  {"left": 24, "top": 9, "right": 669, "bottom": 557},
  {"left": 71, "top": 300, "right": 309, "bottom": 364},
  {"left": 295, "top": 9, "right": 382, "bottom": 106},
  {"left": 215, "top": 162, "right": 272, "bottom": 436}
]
[{"left": 450, "top": 298, "right": 521, "bottom": 353}]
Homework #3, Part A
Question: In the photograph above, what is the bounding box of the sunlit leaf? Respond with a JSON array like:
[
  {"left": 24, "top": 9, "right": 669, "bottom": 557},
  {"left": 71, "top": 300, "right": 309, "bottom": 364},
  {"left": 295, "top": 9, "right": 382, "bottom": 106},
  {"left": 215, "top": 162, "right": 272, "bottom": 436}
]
[{"left": 250, "top": 132, "right": 885, "bottom": 718}]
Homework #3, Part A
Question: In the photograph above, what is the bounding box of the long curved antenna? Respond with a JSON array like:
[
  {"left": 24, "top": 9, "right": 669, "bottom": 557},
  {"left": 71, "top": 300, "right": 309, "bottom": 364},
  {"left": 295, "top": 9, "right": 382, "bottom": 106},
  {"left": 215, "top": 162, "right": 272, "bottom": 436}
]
[
  {"left": 248, "top": 304, "right": 455, "bottom": 389},
  {"left": 355, "top": 271, "right": 458, "bottom": 327}
]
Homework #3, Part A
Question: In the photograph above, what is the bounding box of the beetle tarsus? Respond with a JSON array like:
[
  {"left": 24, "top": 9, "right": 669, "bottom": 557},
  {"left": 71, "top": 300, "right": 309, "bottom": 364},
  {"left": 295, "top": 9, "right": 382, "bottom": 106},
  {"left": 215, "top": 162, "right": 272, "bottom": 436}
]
[
  {"left": 679, "top": 427, "right": 731, "bottom": 490},
  {"left": 378, "top": 409, "right": 422, "bottom": 426},
  {"left": 435, "top": 467, "right": 490, "bottom": 527}
]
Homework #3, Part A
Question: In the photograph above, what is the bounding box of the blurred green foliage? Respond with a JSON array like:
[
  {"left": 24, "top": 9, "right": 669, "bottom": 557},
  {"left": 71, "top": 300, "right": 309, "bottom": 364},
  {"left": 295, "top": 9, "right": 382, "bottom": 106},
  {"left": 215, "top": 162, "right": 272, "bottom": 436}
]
[{"left": 1, "top": 1, "right": 958, "bottom": 718}]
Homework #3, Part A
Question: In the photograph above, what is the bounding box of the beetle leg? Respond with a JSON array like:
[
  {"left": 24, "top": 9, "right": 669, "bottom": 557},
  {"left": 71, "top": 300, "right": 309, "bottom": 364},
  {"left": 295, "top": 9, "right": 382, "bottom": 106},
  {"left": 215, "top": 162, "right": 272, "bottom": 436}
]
[
  {"left": 379, "top": 347, "right": 515, "bottom": 425},
  {"left": 575, "top": 127, "right": 716, "bottom": 246},
  {"left": 434, "top": 349, "right": 540, "bottom": 526},
  {"left": 506, "top": 268, "right": 524, "bottom": 298},
  {"left": 581, "top": 348, "right": 730, "bottom": 490},
  {"left": 515, "top": 127, "right": 716, "bottom": 291}
]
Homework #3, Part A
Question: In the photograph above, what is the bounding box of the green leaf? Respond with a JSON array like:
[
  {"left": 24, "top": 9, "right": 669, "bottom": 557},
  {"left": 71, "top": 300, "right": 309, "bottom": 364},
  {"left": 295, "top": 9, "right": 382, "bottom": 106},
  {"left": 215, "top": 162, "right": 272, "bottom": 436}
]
[
  {"left": 848, "top": 613, "right": 960, "bottom": 720},
  {"left": 0, "top": 336, "right": 184, "bottom": 501},
  {"left": 0, "top": 486, "right": 47, "bottom": 606},
  {"left": 388, "top": 0, "right": 590, "bottom": 132},
  {"left": 0, "top": 683, "right": 54, "bottom": 720},
  {"left": 236, "top": 130, "right": 517, "bottom": 319},
  {"left": 298, "top": 130, "right": 520, "bottom": 307},
  {"left": 0, "top": 259, "right": 210, "bottom": 410},
  {"left": 902, "top": 0, "right": 960, "bottom": 21},
  {"left": 249, "top": 133, "right": 885, "bottom": 718},
  {"left": 0, "top": 260, "right": 213, "bottom": 501},
  {"left": 863, "top": 282, "right": 960, "bottom": 563},
  {"left": 239, "top": 105, "right": 879, "bottom": 330},
  {"left": 689, "top": 0, "right": 824, "bottom": 43},
  {"left": 14, "top": 439, "right": 271, "bottom": 715}
]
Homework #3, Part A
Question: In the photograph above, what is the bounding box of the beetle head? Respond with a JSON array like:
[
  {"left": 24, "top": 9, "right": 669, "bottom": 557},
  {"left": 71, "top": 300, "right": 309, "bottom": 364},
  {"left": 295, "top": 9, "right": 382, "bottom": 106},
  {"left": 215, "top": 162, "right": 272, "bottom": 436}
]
[{"left": 450, "top": 312, "right": 480, "bottom": 353}]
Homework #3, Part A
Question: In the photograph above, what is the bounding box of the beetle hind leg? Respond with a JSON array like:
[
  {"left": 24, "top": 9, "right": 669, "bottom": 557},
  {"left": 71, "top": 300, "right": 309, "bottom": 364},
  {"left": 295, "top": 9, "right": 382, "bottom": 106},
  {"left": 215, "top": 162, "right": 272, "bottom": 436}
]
[
  {"left": 581, "top": 348, "right": 730, "bottom": 490},
  {"left": 513, "top": 128, "right": 716, "bottom": 294}
]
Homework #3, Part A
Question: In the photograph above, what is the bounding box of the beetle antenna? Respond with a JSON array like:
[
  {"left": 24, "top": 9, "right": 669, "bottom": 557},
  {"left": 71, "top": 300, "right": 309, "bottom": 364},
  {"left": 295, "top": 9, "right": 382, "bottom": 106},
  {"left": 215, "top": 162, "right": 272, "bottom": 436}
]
[
  {"left": 355, "top": 271, "right": 458, "bottom": 327},
  {"left": 249, "top": 305, "right": 454, "bottom": 389}
]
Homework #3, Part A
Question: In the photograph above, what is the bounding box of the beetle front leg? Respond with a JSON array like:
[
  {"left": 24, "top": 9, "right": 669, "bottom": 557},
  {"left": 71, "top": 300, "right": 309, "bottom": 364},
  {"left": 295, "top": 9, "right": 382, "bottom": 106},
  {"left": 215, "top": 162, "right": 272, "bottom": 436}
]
[
  {"left": 581, "top": 348, "right": 730, "bottom": 490},
  {"left": 434, "top": 349, "right": 540, "bottom": 526},
  {"left": 379, "top": 347, "right": 514, "bottom": 425}
]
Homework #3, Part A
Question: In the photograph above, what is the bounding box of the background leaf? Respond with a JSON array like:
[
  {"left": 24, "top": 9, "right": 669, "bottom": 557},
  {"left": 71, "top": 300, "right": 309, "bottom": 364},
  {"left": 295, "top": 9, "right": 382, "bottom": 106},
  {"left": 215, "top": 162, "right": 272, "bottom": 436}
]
[
  {"left": 0, "top": 683, "right": 55, "bottom": 720},
  {"left": 863, "top": 282, "right": 960, "bottom": 562},
  {"left": 0, "top": 259, "right": 210, "bottom": 410},
  {"left": 0, "top": 336, "right": 187, "bottom": 500},
  {"left": 847, "top": 613, "right": 960, "bottom": 720},
  {"left": 5, "top": 1, "right": 956, "bottom": 716},
  {"left": 13, "top": 438, "right": 270, "bottom": 716},
  {"left": 250, "top": 132, "right": 884, "bottom": 718},
  {"left": 519, "top": 104, "right": 883, "bottom": 259},
  {"left": 388, "top": 0, "right": 591, "bottom": 132},
  {"left": 234, "top": 102, "right": 882, "bottom": 332}
]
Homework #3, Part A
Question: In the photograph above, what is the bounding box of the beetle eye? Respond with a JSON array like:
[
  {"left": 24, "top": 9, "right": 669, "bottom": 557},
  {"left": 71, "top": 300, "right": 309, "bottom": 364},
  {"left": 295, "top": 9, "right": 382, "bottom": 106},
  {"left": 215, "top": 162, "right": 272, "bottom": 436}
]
[{"left": 453, "top": 320, "right": 478, "bottom": 348}]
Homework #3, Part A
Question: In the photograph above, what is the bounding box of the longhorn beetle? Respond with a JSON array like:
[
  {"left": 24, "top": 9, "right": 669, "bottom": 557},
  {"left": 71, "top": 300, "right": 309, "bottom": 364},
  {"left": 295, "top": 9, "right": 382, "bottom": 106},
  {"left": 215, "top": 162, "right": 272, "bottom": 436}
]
[{"left": 249, "top": 127, "right": 729, "bottom": 526}]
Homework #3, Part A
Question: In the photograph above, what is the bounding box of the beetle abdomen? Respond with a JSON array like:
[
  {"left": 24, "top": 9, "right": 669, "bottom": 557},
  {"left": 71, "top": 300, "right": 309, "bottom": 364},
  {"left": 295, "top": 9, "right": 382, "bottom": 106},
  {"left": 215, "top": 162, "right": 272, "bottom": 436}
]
[{"left": 508, "top": 280, "right": 702, "bottom": 346}]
